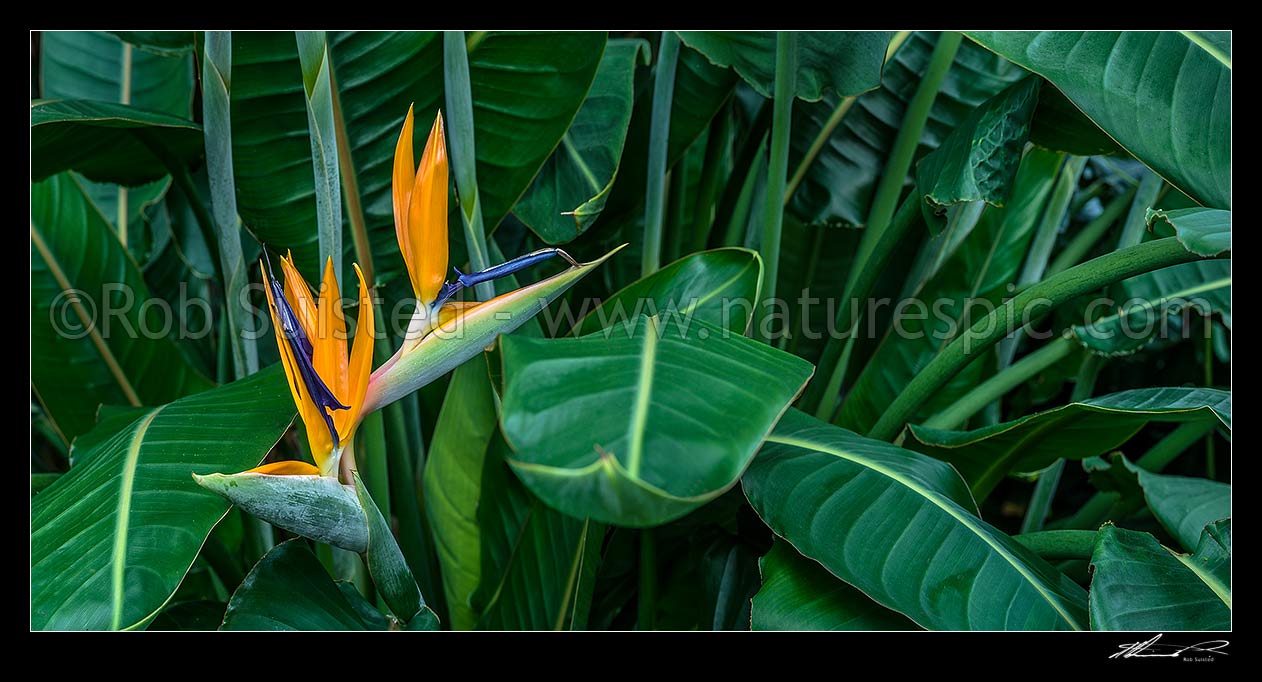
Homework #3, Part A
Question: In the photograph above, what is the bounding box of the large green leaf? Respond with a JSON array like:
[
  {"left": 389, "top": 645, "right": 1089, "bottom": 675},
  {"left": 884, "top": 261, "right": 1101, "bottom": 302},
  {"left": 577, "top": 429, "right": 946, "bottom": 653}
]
[
  {"left": 600, "top": 44, "right": 738, "bottom": 227},
  {"left": 514, "top": 39, "right": 648, "bottom": 244},
  {"left": 31, "top": 173, "right": 214, "bottom": 442},
  {"left": 752, "top": 541, "right": 919, "bottom": 631},
  {"left": 967, "top": 31, "right": 1231, "bottom": 209},
  {"left": 474, "top": 435, "right": 604, "bottom": 630},
  {"left": 39, "top": 31, "right": 191, "bottom": 238},
  {"left": 220, "top": 540, "right": 388, "bottom": 630},
  {"left": 1148, "top": 207, "right": 1231, "bottom": 257},
  {"left": 425, "top": 355, "right": 602, "bottom": 630},
  {"left": 41, "top": 31, "right": 193, "bottom": 116},
  {"left": 837, "top": 147, "right": 1063, "bottom": 433},
  {"left": 501, "top": 315, "right": 813, "bottom": 527},
  {"left": 678, "top": 31, "right": 892, "bottom": 101},
  {"left": 31, "top": 366, "right": 294, "bottom": 630},
  {"left": 570, "top": 248, "right": 762, "bottom": 337},
  {"left": 31, "top": 100, "right": 203, "bottom": 186},
  {"left": 743, "top": 409, "right": 1089, "bottom": 630},
  {"left": 230, "top": 31, "right": 605, "bottom": 284},
  {"left": 109, "top": 31, "right": 196, "bottom": 56},
  {"left": 915, "top": 76, "right": 1040, "bottom": 215},
  {"left": 1088, "top": 522, "right": 1230, "bottom": 631},
  {"left": 1072, "top": 260, "right": 1231, "bottom": 356},
  {"left": 1114, "top": 459, "right": 1231, "bottom": 553},
  {"left": 788, "top": 31, "right": 1027, "bottom": 228},
  {"left": 423, "top": 357, "right": 500, "bottom": 630},
  {"left": 906, "top": 387, "right": 1231, "bottom": 499}
]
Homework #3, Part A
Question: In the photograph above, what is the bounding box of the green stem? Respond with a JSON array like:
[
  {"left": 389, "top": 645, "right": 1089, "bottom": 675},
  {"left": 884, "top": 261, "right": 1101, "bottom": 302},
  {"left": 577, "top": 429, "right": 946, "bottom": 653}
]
[
  {"left": 1115, "top": 171, "right": 1163, "bottom": 249},
  {"left": 804, "top": 33, "right": 961, "bottom": 413},
  {"left": 809, "top": 194, "right": 920, "bottom": 419},
  {"left": 922, "top": 335, "right": 1076, "bottom": 431},
  {"left": 708, "top": 102, "right": 771, "bottom": 250},
  {"left": 638, "top": 527, "right": 656, "bottom": 630},
  {"left": 869, "top": 237, "right": 1218, "bottom": 441},
  {"left": 1203, "top": 318, "right": 1217, "bottom": 479},
  {"left": 642, "top": 31, "right": 681, "bottom": 277},
  {"left": 720, "top": 137, "right": 767, "bottom": 249},
  {"left": 1056, "top": 421, "right": 1215, "bottom": 531},
  {"left": 996, "top": 157, "right": 1086, "bottom": 369},
  {"left": 1013, "top": 530, "right": 1096, "bottom": 560},
  {"left": 664, "top": 166, "right": 687, "bottom": 264},
  {"left": 444, "top": 30, "right": 495, "bottom": 301},
  {"left": 1045, "top": 185, "right": 1137, "bottom": 277},
  {"left": 385, "top": 393, "right": 447, "bottom": 622},
  {"left": 691, "top": 102, "right": 732, "bottom": 252},
  {"left": 756, "top": 31, "right": 797, "bottom": 344},
  {"left": 1019, "top": 354, "right": 1103, "bottom": 533},
  {"left": 865, "top": 32, "right": 960, "bottom": 246}
]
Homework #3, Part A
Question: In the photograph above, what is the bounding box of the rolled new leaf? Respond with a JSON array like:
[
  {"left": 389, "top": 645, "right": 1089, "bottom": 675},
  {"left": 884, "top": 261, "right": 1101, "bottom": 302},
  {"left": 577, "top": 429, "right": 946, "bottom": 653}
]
[{"left": 193, "top": 471, "right": 368, "bottom": 552}]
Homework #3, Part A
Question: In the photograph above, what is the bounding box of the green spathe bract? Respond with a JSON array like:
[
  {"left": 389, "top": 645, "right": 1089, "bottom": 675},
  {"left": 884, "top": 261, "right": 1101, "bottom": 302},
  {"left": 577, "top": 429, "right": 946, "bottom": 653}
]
[
  {"left": 193, "top": 471, "right": 369, "bottom": 553},
  {"left": 363, "top": 245, "right": 625, "bottom": 413}
]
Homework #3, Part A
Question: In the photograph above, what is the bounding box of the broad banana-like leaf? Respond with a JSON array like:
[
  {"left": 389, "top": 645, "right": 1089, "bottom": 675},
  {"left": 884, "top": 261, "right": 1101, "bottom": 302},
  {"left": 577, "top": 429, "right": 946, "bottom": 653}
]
[
  {"left": 31, "top": 100, "right": 202, "bottom": 186},
  {"left": 515, "top": 39, "right": 649, "bottom": 244},
  {"left": 1089, "top": 522, "right": 1230, "bottom": 631},
  {"left": 906, "top": 387, "right": 1231, "bottom": 499},
  {"left": 752, "top": 541, "right": 919, "bottom": 631},
  {"left": 501, "top": 315, "right": 813, "bottom": 527},
  {"left": 31, "top": 366, "right": 294, "bottom": 630},
  {"left": 220, "top": 540, "right": 388, "bottom": 631},
  {"left": 679, "top": 31, "right": 892, "bottom": 102},
  {"left": 570, "top": 248, "right": 762, "bottom": 337},
  {"left": 31, "top": 172, "right": 214, "bottom": 443},
  {"left": 967, "top": 31, "right": 1231, "bottom": 209},
  {"left": 1148, "top": 207, "right": 1231, "bottom": 257},
  {"left": 1088, "top": 456, "right": 1231, "bottom": 553},
  {"left": 743, "top": 409, "right": 1089, "bottom": 630}
]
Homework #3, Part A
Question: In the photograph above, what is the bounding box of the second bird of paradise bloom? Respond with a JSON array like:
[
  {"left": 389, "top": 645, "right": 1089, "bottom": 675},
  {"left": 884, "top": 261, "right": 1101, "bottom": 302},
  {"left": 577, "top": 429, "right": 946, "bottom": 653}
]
[{"left": 223, "top": 105, "right": 613, "bottom": 492}]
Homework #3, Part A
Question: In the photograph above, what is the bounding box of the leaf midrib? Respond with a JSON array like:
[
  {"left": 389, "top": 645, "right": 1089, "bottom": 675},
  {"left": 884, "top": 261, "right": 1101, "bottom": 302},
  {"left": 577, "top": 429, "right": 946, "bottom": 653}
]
[
  {"left": 624, "top": 315, "right": 660, "bottom": 478},
  {"left": 110, "top": 406, "right": 163, "bottom": 629},
  {"left": 767, "top": 433, "right": 1083, "bottom": 629}
]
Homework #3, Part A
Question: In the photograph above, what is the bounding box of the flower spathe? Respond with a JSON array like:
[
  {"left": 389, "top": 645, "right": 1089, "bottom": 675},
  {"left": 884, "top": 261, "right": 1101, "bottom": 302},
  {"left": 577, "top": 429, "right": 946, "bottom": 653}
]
[{"left": 257, "top": 252, "right": 374, "bottom": 478}]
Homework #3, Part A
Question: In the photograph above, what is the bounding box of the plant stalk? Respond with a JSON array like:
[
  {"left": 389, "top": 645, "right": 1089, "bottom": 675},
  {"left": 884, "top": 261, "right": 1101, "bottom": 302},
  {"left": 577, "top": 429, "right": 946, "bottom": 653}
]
[
  {"left": 1045, "top": 184, "right": 1136, "bottom": 277},
  {"left": 804, "top": 32, "right": 961, "bottom": 412},
  {"left": 756, "top": 31, "right": 797, "bottom": 344},
  {"left": 1013, "top": 530, "right": 1096, "bottom": 560},
  {"left": 444, "top": 30, "right": 495, "bottom": 301},
  {"left": 868, "top": 237, "right": 1219, "bottom": 441},
  {"left": 642, "top": 31, "right": 681, "bottom": 277}
]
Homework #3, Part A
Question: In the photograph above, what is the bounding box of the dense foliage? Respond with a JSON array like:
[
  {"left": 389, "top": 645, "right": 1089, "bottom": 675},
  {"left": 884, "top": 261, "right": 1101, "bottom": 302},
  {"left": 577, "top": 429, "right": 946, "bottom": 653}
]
[{"left": 31, "top": 30, "right": 1230, "bottom": 631}]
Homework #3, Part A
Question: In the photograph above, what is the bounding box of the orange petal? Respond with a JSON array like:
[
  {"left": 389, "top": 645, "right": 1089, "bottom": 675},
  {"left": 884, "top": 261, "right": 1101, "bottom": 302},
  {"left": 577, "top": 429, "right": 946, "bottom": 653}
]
[
  {"left": 261, "top": 261, "right": 332, "bottom": 461},
  {"left": 392, "top": 104, "right": 416, "bottom": 277},
  {"left": 280, "top": 251, "right": 318, "bottom": 341},
  {"left": 243, "top": 460, "right": 322, "bottom": 476},
  {"left": 313, "top": 256, "right": 349, "bottom": 407},
  {"left": 338, "top": 263, "right": 375, "bottom": 436},
  {"left": 408, "top": 110, "right": 449, "bottom": 305}
]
